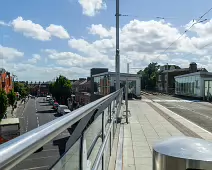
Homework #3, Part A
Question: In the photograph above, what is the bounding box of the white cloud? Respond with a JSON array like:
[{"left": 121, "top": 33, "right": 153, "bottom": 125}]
[
  {"left": 11, "top": 17, "right": 51, "bottom": 41},
  {"left": 7, "top": 62, "right": 88, "bottom": 81},
  {"left": 68, "top": 19, "right": 212, "bottom": 73},
  {"left": 0, "top": 21, "right": 10, "bottom": 26},
  {"left": 11, "top": 17, "right": 70, "bottom": 41},
  {"left": 45, "top": 49, "right": 113, "bottom": 69},
  {"left": 88, "top": 24, "right": 115, "bottom": 38},
  {"left": 46, "top": 24, "right": 70, "bottom": 39},
  {"left": 0, "top": 45, "right": 24, "bottom": 60},
  {"left": 27, "top": 54, "right": 41, "bottom": 64},
  {"left": 5, "top": 18, "right": 212, "bottom": 81},
  {"left": 78, "top": 0, "right": 106, "bottom": 16}
]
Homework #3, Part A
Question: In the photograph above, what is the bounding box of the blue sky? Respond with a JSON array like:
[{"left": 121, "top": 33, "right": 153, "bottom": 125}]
[{"left": 1, "top": 0, "right": 212, "bottom": 81}]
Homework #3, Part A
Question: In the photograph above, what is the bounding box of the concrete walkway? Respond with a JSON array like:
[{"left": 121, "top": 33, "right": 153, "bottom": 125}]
[
  {"left": 6, "top": 100, "right": 22, "bottom": 118},
  {"left": 113, "top": 100, "right": 212, "bottom": 170}
]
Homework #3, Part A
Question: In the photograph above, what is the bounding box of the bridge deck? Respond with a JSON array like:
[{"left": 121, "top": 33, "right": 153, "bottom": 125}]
[{"left": 109, "top": 99, "right": 212, "bottom": 170}]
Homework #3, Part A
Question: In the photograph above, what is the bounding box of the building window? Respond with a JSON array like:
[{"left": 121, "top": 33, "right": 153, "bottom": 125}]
[{"left": 195, "top": 80, "right": 198, "bottom": 88}]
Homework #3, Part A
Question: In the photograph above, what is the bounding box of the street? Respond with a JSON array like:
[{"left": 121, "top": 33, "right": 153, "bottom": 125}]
[
  {"left": 12, "top": 97, "right": 70, "bottom": 170},
  {"left": 142, "top": 93, "right": 212, "bottom": 133}
]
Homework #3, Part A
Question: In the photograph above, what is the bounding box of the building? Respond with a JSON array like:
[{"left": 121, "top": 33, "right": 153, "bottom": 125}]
[
  {"left": 157, "top": 63, "right": 207, "bottom": 94},
  {"left": 175, "top": 72, "right": 212, "bottom": 100},
  {"left": 39, "top": 82, "right": 51, "bottom": 96},
  {"left": 0, "top": 68, "right": 13, "bottom": 93},
  {"left": 90, "top": 68, "right": 109, "bottom": 102},
  {"left": 92, "top": 71, "right": 141, "bottom": 99},
  {"left": 75, "top": 78, "right": 91, "bottom": 105},
  {"left": 28, "top": 82, "right": 40, "bottom": 96},
  {"left": 72, "top": 78, "right": 86, "bottom": 93}
]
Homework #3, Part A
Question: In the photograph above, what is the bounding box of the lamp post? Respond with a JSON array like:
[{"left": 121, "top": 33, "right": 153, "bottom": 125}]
[{"left": 115, "top": 0, "right": 120, "bottom": 91}]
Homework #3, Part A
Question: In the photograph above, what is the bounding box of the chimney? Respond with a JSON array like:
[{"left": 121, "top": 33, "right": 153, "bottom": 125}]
[{"left": 189, "top": 62, "right": 197, "bottom": 73}]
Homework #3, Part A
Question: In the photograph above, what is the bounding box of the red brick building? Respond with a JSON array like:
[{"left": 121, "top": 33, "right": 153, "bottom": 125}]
[{"left": 0, "top": 68, "right": 13, "bottom": 93}]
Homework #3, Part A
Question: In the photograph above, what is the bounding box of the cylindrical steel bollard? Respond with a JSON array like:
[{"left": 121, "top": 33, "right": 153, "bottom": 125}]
[{"left": 153, "top": 137, "right": 212, "bottom": 170}]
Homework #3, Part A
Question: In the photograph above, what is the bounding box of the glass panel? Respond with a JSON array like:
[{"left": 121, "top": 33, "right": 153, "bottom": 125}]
[
  {"left": 85, "top": 113, "right": 102, "bottom": 167},
  {"left": 52, "top": 137, "right": 80, "bottom": 170}
]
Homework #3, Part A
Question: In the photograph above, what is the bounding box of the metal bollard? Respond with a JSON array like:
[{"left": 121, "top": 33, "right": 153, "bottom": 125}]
[{"left": 153, "top": 137, "right": 212, "bottom": 170}]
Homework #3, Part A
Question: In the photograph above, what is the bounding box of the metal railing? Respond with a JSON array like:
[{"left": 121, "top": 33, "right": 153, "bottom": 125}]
[{"left": 0, "top": 89, "right": 123, "bottom": 170}]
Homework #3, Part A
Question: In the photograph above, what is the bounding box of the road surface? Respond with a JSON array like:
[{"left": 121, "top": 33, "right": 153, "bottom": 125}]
[
  {"left": 12, "top": 97, "right": 70, "bottom": 170},
  {"left": 142, "top": 93, "right": 212, "bottom": 133}
]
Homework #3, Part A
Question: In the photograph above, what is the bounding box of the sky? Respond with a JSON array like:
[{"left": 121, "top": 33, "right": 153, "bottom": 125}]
[{"left": 1, "top": 0, "right": 212, "bottom": 81}]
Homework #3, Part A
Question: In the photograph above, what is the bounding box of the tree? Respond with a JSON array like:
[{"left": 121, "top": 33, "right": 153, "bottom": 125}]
[
  {"left": 49, "top": 75, "right": 72, "bottom": 104},
  {"left": 7, "top": 90, "right": 17, "bottom": 116},
  {"left": 0, "top": 89, "right": 8, "bottom": 120},
  {"left": 137, "top": 62, "right": 160, "bottom": 90},
  {"left": 14, "top": 82, "right": 29, "bottom": 98}
]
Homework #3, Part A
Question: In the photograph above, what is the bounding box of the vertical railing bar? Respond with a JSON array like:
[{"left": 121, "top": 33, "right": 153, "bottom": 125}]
[
  {"left": 109, "top": 103, "right": 112, "bottom": 156},
  {"left": 80, "top": 133, "right": 84, "bottom": 170},
  {"left": 102, "top": 111, "right": 105, "bottom": 170}
]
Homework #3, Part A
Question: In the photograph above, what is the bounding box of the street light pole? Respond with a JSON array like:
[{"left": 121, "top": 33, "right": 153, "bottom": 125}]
[{"left": 115, "top": 0, "right": 120, "bottom": 91}]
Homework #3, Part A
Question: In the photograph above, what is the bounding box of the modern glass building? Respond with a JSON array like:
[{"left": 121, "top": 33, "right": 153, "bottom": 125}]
[
  {"left": 92, "top": 72, "right": 141, "bottom": 97},
  {"left": 175, "top": 72, "right": 212, "bottom": 98}
]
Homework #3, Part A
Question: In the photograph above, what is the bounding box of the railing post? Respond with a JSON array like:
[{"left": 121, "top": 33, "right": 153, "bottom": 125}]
[
  {"left": 109, "top": 104, "right": 112, "bottom": 156},
  {"left": 80, "top": 132, "right": 91, "bottom": 170},
  {"left": 102, "top": 111, "right": 105, "bottom": 170}
]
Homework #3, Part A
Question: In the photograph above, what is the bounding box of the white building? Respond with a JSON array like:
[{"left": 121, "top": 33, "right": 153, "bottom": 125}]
[
  {"left": 92, "top": 72, "right": 141, "bottom": 97},
  {"left": 175, "top": 72, "right": 212, "bottom": 99}
]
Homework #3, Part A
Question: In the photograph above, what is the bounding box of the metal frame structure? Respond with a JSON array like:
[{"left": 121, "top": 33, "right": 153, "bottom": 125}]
[{"left": 0, "top": 89, "right": 123, "bottom": 170}]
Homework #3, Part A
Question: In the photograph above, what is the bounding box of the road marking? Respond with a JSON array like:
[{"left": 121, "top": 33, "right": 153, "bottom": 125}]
[
  {"left": 25, "top": 117, "right": 29, "bottom": 132},
  {"left": 21, "top": 104, "right": 27, "bottom": 117},
  {"left": 20, "top": 165, "right": 49, "bottom": 170},
  {"left": 153, "top": 102, "right": 212, "bottom": 137},
  {"left": 37, "top": 116, "right": 39, "bottom": 127},
  {"left": 172, "top": 103, "right": 212, "bottom": 121}
]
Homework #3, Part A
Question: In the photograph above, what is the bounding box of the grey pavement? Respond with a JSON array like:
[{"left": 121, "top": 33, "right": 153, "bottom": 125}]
[
  {"left": 6, "top": 100, "right": 22, "bottom": 118},
  {"left": 109, "top": 98, "right": 212, "bottom": 170}
]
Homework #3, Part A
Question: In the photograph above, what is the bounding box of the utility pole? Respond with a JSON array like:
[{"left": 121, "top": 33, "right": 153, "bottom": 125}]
[{"left": 115, "top": 0, "right": 120, "bottom": 91}]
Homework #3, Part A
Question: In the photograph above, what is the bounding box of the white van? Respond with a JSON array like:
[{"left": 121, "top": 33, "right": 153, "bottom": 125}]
[{"left": 57, "top": 105, "right": 68, "bottom": 115}]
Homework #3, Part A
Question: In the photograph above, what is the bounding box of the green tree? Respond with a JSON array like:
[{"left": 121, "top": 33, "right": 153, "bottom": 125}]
[
  {"left": 14, "top": 82, "right": 29, "bottom": 98},
  {"left": 137, "top": 62, "right": 160, "bottom": 90},
  {"left": 0, "top": 89, "right": 8, "bottom": 120},
  {"left": 7, "top": 90, "right": 17, "bottom": 116},
  {"left": 49, "top": 75, "right": 72, "bottom": 104}
]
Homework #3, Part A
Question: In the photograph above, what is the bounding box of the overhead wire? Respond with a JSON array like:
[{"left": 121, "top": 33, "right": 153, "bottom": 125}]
[{"left": 156, "top": 7, "right": 212, "bottom": 60}]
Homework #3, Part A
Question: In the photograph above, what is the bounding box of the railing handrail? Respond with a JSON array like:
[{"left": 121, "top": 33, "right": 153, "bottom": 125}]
[{"left": 0, "top": 90, "right": 122, "bottom": 170}]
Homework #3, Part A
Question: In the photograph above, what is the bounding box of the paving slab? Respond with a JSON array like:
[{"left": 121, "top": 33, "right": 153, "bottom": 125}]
[{"left": 122, "top": 99, "right": 212, "bottom": 170}]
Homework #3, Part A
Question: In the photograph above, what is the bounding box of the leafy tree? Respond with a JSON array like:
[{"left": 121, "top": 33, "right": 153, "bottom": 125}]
[
  {"left": 137, "top": 62, "right": 160, "bottom": 90},
  {"left": 14, "top": 82, "right": 29, "bottom": 98},
  {"left": 0, "top": 89, "right": 8, "bottom": 120},
  {"left": 49, "top": 75, "right": 72, "bottom": 104},
  {"left": 7, "top": 90, "right": 17, "bottom": 116}
]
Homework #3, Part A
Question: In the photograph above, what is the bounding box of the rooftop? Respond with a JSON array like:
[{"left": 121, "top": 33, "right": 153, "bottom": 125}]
[
  {"left": 175, "top": 71, "right": 212, "bottom": 78},
  {"left": 92, "top": 71, "right": 141, "bottom": 78}
]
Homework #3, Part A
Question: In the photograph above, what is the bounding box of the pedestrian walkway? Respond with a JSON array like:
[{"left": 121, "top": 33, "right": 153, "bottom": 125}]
[
  {"left": 110, "top": 100, "right": 212, "bottom": 170},
  {"left": 6, "top": 100, "right": 22, "bottom": 118}
]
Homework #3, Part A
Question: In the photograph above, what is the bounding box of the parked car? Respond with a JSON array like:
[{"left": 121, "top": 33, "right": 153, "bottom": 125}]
[
  {"left": 53, "top": 102, "right": 59, "bottom": 110},
  {"left": 57, "top": 105, "right": 68, "bottom": 115},
  {"left": 61, "top": 109, "right": 71, "bottom": 115},
  {"left": 46, "top": 95, "right": 51, "bottom": 101}
]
